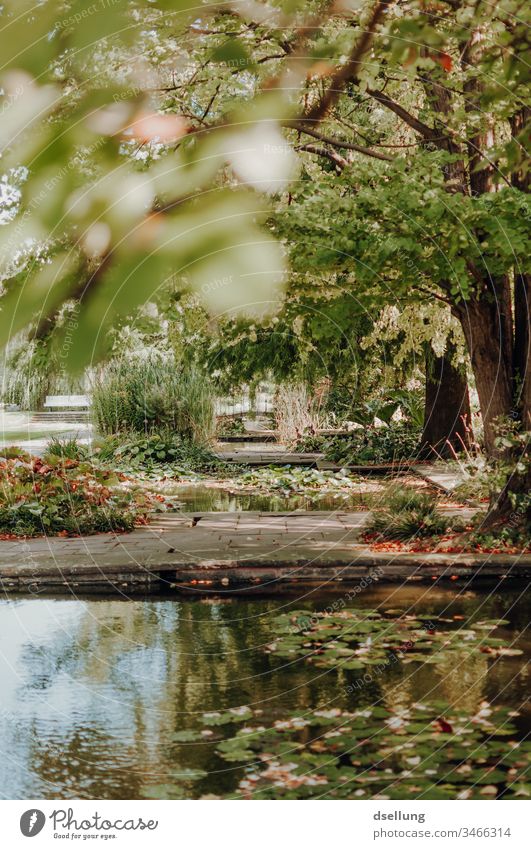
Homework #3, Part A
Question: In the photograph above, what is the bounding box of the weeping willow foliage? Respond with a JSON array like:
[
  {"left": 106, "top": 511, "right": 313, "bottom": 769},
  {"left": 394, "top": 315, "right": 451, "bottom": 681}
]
[
  {"left": 91, "top": 354, "right": 216, "bottom": 444},
  {"left": 1, "top": 338, "right": 83, "bottom": 410}
]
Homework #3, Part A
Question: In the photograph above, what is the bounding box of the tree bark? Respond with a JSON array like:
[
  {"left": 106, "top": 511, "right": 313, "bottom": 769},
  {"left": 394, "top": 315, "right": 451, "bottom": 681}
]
[
  {"left": 510, "top": 106, "right": 531, "bottom": 431},
  {"left": 454, "top": 294, "right": 514, "bottom": 457},
  {"left": 419, "top": 344, "right": 471, "bottom": 458},
  {"left": 514, "top": 272, "right": 531, "bottom": 428}
]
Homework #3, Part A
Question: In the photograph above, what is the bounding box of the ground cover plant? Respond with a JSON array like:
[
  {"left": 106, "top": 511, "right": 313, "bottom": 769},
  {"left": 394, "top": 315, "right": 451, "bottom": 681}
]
[
  {"left": 222, "top": 465, "right": 384, "bottom": 503},
  {"left": 94, "top": 432, "right": 227, "bottom": 477},
  {"left": 0, "top": 447, "right": 171, "bottom": 537}
]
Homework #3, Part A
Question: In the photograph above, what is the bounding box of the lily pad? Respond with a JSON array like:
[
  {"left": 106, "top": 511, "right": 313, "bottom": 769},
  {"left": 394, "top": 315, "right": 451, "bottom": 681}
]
[{"left": 206, "top": 702, "right": 530, "bottom": 800}]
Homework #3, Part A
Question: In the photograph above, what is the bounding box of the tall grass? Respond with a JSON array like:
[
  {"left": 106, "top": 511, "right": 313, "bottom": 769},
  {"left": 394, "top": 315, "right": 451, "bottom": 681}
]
[
  {"left": 274, "top": 383, "right": 329, "bottom": 445},
  {"left": 91, "top": 354, "right": 215, "bottom": 444},
  {"left": 366, "top": 486, "right": 454, "bottom": 540}
]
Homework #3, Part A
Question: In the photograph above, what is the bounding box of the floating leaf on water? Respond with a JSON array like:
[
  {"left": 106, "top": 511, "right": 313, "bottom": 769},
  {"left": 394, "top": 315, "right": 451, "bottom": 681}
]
[
  {"left": 142, "top": 784, "right": 188, "bottom": 799},
  {"left": 171, "top": 730, "right": 203, "bottom": 743},
  {"left": 206, "top": 701, "right": 531, "bottom": 799},
  {"left": 265, "top": 608, "right": 513, "bottom": 671}
]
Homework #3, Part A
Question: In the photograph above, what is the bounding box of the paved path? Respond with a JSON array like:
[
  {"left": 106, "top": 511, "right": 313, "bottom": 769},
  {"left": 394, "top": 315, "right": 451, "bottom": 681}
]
[
  {"left": 415, "top": 464, "right": 466, "bottom": 492},
  {"left": 1, "top": 510, "right": 528, "bottom": 594},
  {"left": 0, "top": 411, "right": 92, "bottom": 456}
]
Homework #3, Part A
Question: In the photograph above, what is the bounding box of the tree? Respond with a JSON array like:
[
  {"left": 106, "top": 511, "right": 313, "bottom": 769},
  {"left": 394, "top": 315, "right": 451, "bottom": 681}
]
[
  {"left": 0, "top": 0, "right": 529, "bottom": 515},
  {"left": 421, "top": 343, "right": 471, "bottom": 459},
  {"left": 276, "top": 0, "right": 529, "bottom": 513}
]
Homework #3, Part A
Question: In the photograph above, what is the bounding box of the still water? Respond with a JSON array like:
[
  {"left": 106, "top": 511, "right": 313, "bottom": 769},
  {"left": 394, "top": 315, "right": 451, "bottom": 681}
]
[
  {"left": 0, "top": 586, "right": 528, "bottom": 799},
  {"left": 174, "top": 483, "right": 371, "bottom": 513}
]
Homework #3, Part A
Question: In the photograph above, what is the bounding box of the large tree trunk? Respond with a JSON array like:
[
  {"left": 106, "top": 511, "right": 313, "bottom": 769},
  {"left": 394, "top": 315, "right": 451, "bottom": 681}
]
[
  {"left": 455, "top": 291, "right": 530, "bottom": 524},
  {"left": 419, "top": 344, "right": 471, "bottom": 458},
  {"left": 455, "top": 294, "right": 513, "bottom": 457},
  {"left": 510, "top": 107, "right": 531, "bottom": 432},
  {"left": 514, "top": 271, "right": 531, "bottom": 429}
]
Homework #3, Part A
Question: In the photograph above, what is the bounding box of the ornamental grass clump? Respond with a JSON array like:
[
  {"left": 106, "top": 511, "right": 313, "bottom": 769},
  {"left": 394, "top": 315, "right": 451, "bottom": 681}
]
[
  {"left": 274, "top": 383, "right": 329, "bottom": 445},
  {"left": 44, "top": 436, "right": 89, "bottom": 462},
  {"left": 0, "top": 449, "right": 160, "bottom": 537},
  {"left": 366, "top": 487, "right": 452, "bottom": 541},
  {"left": 92, "top": 353, "right": 215, "bottom": 444}
]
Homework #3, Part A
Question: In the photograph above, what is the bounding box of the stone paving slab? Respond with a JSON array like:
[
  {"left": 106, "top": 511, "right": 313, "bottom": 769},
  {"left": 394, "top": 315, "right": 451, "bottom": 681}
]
[
  {"left": 0, "top": 510, "right": 528, "bottom": 593},
  {"left": 215, "top": 450, "right": 322, "bottom": 465},
  {"left": 415, "top": 464, "right": 466, "bottom": 492}
]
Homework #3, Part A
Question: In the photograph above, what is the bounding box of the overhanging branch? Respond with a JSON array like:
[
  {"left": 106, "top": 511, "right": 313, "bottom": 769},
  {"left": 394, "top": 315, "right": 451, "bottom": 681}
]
[
  {"left": 288, "top": 122, "right": 394, "bottom": 161},
  {"left": 296, "top": 143, "right": 348, "bottom": 170}
]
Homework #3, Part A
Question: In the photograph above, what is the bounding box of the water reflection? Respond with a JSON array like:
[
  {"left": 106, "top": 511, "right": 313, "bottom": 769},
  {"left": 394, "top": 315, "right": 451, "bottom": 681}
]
[
  {"left": 173, "top": 483, "right": 367, "bottom": 513},
  {"left": 0, "top": 587, "right": 528, "bottom": 799}
]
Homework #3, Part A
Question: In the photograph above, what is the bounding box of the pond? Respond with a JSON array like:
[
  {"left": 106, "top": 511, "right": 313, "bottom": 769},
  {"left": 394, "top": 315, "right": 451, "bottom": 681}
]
[
  {"left": 173, "top": 483, "right": 373, "bottom": 513},
  {"left": 0, "top": 585, "right": 529, "bottom": 800}
]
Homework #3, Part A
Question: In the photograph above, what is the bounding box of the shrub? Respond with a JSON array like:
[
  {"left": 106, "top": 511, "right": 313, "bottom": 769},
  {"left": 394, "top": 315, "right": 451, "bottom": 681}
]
[
  {"left": 465, "top": 524, "right": 531, "bottom": 552},
  {"left": 294, "top": 433, "right": 327, "bottom": 453},
  {"left": 366, "top": 487, "right": 454, "bottom": 540},
  {"left": 451, "top": 421, "right": 530, "bottom": 536},
  {"left": 298, "top": 421, "right": 422, "bottom": 464},
  {"left": 0, "top": 446, "right": 32, "bottom": 462},
  {"left": 95, "top": 432, "right": 224, "bottom": 475},
  {"left": 217, "top": 416, "right": 246, "bottom": 437},
  {"left": 91, "top": 354, "right": 215, "bottom": 444},
  {"left": 0, "top": 454, "right": 160, "bottom": 537}
]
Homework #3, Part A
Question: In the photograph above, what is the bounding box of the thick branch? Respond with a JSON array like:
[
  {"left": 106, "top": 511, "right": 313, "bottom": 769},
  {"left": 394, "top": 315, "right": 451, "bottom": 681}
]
[
  {"left": 33, "top": 253, "right": 113, "bottom": 341},
  {"left": 302, "top": 0, "right": 392, "bottom": 124},
  {"left": 296, "top": 143, "right": 348, "bottom": 170},
  {"left": 288, "top": 122, "right": 394, "bottom": 161},
  {"left": 366, "top": 87, "right": 441, "bottom": 143}
]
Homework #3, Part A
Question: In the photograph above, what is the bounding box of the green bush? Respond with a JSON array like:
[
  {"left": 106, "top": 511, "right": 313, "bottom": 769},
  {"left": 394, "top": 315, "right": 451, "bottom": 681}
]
[
  {"left": 217, "top": 416, "right": 246, "bottom": 437},
  {"left": 95, "top": 432, "right": 224, "bottom": 475},
  {"left": 0, "top": 445, "right": 32, "bottom": 461},
  {"left": 91, "top": 354, "right": 215, "bottom": 443},
  {"left": 365, "top": 487, "right": 454, "bottom": 540},
  {"left": 296, "top": 421, "right": 422, "bottom": 464},
  {"left": 0, "top": 453, "right": 160, "bottom": 537},
  {"left": 294, "top": 433, "right": 326, "bottom": 453}
]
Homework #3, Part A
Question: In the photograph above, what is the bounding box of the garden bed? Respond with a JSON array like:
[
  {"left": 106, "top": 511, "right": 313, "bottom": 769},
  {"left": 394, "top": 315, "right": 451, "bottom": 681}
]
[{"left": 0, "top": 448, "right": 176, "bottom": 538}]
